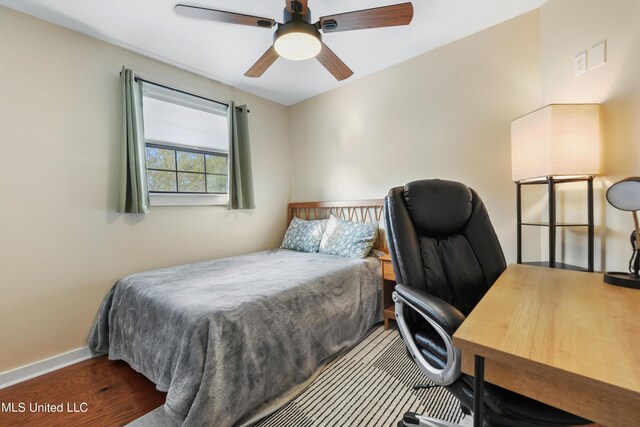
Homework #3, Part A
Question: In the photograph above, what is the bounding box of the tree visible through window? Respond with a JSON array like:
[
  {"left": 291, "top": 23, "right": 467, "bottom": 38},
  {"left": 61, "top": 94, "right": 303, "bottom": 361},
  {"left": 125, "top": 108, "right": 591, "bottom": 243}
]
[{"left": 146, "top": 145, "right": 228, "bottom": 194}]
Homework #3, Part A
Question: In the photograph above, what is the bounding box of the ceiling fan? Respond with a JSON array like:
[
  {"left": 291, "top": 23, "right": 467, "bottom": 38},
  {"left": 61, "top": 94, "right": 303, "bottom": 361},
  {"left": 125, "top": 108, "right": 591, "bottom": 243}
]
[{"left": 175, "top": 1, "right": 414, "bottom": 81}]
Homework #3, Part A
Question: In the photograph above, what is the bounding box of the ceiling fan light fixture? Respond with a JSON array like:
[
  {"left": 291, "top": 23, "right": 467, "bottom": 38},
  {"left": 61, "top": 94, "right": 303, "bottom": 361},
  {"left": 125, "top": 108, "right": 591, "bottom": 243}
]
[
  {"left": 273, "top": 15, "right": 322, "bottom": 61},
  {"left": 274, "top": 32, "right": 321, "bottom": 61}
]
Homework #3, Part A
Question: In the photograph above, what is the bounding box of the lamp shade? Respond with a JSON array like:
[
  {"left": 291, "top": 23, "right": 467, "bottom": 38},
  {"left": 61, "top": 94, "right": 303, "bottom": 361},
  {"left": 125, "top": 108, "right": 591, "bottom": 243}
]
[
  {"left": 511, "top": 104, "right": 600, "bottom": 182},
  {"left": 606, "top": 177, "right": 640, "bottom": 211}
]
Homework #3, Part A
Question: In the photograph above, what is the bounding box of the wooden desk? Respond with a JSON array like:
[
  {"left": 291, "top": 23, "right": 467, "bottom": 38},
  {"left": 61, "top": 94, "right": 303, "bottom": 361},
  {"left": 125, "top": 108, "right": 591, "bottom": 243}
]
[
  {"left": 379, "top": 253, "right": 396, "bottom": 330},
  {"left": 452, "top": 264, "right": 640, "bottom": 427}
]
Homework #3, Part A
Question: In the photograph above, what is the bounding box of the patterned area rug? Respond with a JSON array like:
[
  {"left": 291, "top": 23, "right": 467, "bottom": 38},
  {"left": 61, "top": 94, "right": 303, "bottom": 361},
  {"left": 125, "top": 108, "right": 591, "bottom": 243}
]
[
  {"left": 128, "top": 325, "right": 472, "bottom": 427},
  {"left": 254, "top": 326, "right": 469, "bottom": 427}
]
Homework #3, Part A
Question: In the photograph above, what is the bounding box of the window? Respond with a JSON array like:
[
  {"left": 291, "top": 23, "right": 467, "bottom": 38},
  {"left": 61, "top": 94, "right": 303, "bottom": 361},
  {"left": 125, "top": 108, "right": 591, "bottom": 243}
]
[
  {"left": 146, "top": 145, "right": 227, "bottom": 194},
  {"left": 141, "top": 82, "right": 229, "bottom": 206}
]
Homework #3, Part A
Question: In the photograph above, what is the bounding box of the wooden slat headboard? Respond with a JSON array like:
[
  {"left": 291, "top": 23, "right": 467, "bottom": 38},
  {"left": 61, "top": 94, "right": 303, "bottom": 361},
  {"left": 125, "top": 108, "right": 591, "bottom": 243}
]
[{"left": 287, "top": 199, "right": 387, "bottom": 252}]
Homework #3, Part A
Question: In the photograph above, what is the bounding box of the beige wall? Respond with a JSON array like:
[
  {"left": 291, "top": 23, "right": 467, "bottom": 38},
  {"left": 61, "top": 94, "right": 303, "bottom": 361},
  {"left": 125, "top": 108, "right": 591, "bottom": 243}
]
[
  {"left": 289, "top": 12, "right": 542, "bottom": 265},
  {"left": 539, "top": 0, "right": 640, "bottom": 271},
  {"left": 0, "top": 6, "right": 290, "bottom": 372}
]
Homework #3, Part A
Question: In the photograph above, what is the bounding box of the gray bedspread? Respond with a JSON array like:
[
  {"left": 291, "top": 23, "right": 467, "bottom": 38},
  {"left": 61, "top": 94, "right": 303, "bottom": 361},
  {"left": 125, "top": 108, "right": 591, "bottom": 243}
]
[{"left": 89, "top": 249, "right": 381, "bottom": 426}]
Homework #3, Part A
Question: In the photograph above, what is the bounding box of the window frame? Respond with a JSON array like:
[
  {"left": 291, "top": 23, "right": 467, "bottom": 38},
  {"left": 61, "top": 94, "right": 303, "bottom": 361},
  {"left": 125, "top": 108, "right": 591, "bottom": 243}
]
[{"left": 141, "top": 82, "right": 230, "bottom": 207}]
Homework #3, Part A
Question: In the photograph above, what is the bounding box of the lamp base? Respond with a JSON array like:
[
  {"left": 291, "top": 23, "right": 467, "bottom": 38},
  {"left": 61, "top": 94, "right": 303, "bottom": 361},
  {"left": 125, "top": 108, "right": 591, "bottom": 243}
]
[{"left": 603, "top": 272, "right": 640, "bottom": 289}]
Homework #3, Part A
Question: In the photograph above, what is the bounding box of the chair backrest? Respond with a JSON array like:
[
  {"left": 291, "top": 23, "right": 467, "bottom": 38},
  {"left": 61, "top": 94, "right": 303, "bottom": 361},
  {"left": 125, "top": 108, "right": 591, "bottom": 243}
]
[{"left": 384, "top": 179, "right": 506, "bottom": 315}]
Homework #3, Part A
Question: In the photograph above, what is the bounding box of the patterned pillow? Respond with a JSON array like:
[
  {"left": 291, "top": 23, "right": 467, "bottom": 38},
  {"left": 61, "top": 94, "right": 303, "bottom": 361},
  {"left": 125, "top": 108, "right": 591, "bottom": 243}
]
[
  {"left": 319, "top": 215, "right": 378, "bottom": 259},
  {"left": 281, "top": 217, "right": 328, "bottom": 253}
]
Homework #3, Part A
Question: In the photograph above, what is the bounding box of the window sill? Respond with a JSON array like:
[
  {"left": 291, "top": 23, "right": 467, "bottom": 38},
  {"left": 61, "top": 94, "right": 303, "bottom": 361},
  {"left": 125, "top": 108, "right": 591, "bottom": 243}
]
[{"left": 150, "top": 193, "right": 227, "bottom": 207}]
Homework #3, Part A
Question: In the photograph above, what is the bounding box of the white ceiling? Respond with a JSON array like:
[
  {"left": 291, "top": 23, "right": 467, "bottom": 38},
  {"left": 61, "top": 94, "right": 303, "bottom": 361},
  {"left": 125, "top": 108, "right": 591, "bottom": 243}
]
[{"left": 0, "top": 0, "right": 547, "bottom": 105}]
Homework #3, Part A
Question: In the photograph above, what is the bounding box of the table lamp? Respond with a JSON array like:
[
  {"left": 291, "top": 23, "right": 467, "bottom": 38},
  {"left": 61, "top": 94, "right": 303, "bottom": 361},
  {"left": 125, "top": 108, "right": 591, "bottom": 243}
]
[{"left": 604, "top": 177, "right": 640, "bottom": 289}]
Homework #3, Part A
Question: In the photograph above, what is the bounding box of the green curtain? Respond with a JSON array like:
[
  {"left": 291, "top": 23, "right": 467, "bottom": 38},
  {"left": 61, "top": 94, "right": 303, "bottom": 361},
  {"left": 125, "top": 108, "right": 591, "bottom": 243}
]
[
  {"left": 227, "top": 101, "right": 255, "bottom": 210},
  {"left": 117, "top": 67, "right": 150, "bottom": 214}
]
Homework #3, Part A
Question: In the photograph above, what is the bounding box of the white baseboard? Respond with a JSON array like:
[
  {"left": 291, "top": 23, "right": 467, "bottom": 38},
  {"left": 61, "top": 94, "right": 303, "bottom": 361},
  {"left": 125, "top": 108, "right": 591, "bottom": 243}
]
[{"left": 0, "top": 347, "right": 93, "bottom": 389}]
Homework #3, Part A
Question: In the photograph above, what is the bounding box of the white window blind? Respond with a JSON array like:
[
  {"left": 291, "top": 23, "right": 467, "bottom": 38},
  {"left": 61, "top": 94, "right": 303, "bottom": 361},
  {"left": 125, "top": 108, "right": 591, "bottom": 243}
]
[{"left": 142, "top": 83, "right": 228, "bottom": 153}]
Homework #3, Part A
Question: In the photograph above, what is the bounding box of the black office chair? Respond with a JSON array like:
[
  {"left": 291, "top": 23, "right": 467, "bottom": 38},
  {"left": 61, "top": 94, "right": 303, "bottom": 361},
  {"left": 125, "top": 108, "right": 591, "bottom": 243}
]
[{"left": 384, "top": 179, "right": 590, "bottom": 427}]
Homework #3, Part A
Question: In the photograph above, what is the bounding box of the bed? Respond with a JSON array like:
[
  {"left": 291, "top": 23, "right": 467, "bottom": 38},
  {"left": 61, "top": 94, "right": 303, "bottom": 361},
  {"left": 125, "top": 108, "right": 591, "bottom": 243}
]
[{"left": 89, "top": 200, "right": 386, "bottom": 427}]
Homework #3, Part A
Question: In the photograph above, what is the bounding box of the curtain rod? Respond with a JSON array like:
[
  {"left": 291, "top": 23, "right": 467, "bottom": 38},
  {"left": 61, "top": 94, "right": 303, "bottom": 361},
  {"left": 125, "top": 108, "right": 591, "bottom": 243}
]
[{"left": 121, "top": 72, "right": 249, "bottom": 113}]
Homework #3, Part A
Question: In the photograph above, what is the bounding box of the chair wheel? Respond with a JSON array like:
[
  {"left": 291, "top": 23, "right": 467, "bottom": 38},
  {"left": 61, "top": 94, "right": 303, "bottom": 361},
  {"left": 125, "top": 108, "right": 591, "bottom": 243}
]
[{"left": 399, "top": 412, "right": 420, "bottom": 426}]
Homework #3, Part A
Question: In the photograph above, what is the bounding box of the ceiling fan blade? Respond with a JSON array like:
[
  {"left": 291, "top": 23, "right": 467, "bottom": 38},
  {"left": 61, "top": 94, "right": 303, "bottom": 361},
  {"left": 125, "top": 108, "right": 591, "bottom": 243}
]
[
  {"left": 319, "top": 2, "right": 413, "bottom": 33},
  {"left": 244, "top": 46, "right": 279, "bottom": 78},
  {"left": 175, "top": 4, "right": 275, "bottom": 28},
  {"left": 286, "top": 0, "right": 308, "bottom": 15},
  {"left": 316, "top": 43, "right": 353, "bottom": 81}
]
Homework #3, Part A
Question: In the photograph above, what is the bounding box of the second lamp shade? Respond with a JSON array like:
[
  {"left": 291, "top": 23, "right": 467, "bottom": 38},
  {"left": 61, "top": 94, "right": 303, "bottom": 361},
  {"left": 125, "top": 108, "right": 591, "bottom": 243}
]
[{"left": 511, "top": 104, "right": 600, "bottom": 182}]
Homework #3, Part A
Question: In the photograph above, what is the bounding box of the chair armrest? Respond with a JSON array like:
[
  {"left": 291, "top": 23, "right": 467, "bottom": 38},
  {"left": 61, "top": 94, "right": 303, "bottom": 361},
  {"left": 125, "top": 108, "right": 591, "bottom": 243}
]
[
  {"left": 393, "top": 285, "right": 466, "bottom": 386},
  {"left": 394, "top": 284, "right": 465, "bottom": 336}
]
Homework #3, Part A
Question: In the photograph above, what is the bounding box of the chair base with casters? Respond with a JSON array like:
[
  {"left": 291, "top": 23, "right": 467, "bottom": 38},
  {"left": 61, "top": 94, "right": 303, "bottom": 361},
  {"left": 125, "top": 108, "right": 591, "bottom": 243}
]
[{"left": 397, "top": 411, "right": 461, "bottom": 427}]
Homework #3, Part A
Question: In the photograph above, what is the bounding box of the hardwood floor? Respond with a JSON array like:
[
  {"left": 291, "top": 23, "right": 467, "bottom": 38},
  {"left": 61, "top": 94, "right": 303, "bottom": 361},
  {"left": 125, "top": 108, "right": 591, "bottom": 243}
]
[{"left": 0, "top": 356, "right": 165, "bottom": 427}]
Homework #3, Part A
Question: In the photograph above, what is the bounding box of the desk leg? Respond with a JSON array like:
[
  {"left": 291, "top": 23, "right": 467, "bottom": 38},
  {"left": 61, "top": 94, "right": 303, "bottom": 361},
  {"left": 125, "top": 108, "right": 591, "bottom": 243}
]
[{"left": 473, "top": 355, "right": 485, "bottom": 427}]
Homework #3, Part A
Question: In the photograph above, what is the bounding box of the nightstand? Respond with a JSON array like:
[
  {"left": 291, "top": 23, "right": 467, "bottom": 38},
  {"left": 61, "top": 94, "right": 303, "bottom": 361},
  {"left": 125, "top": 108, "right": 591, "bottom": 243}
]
[{"left": 379, "top": 253, "right": 396, "bottom": 330}]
